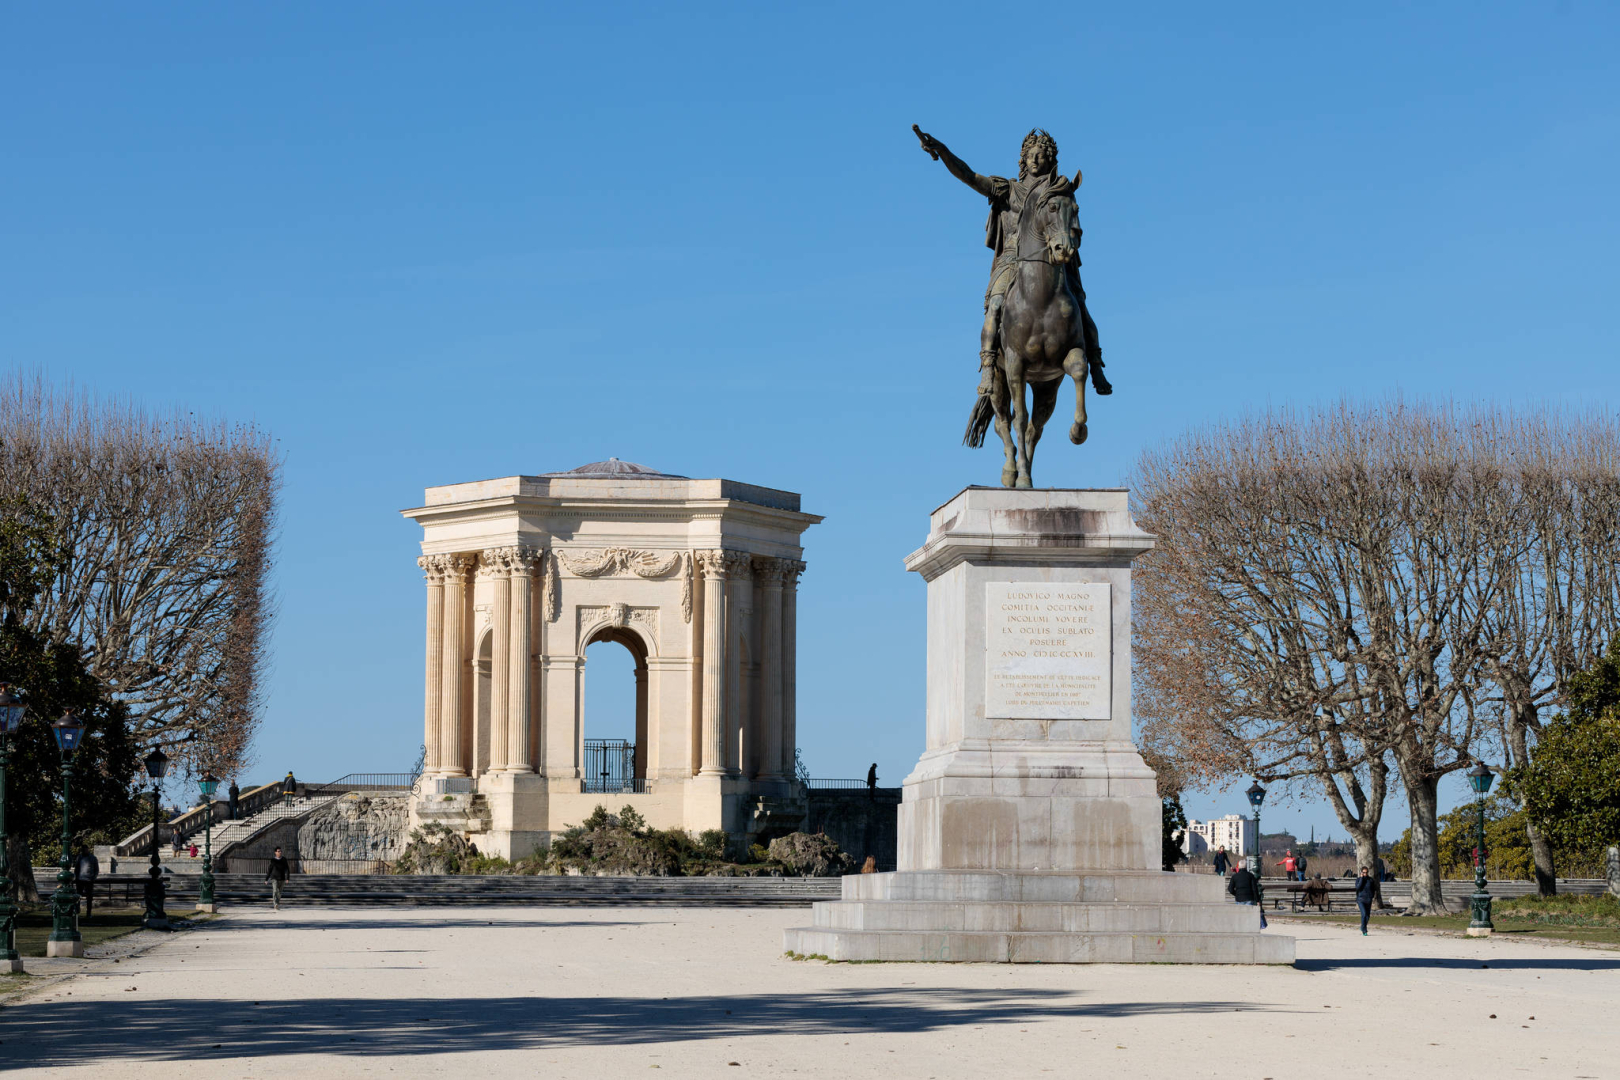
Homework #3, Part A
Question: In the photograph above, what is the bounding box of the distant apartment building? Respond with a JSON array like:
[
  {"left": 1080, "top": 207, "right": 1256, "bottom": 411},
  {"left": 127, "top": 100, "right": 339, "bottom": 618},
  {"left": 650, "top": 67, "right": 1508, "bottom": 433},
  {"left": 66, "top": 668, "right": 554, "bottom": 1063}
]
[{"left": 1182, "top": 814, "right": 1255, "bottom": 858}]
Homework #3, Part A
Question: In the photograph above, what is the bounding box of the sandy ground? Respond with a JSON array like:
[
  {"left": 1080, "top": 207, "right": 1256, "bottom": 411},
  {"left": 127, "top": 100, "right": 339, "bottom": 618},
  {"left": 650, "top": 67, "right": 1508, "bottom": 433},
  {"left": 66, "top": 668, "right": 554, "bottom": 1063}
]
[{"left": 0, "top": 904, "right": 1614, "bottom": 1079}]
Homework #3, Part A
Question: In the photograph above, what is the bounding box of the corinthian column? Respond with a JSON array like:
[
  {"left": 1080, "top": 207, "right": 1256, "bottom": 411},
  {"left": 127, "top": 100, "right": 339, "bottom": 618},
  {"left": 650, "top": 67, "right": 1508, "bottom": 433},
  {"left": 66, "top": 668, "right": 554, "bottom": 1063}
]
[
  {"left": 418, "top": 556, "right": 447, "bottom": 774},
  {"left": 781, "top": 559, "right": 805, "bottom": 781},
  {"left": 439, "top": 553, "right": 476, "bottom": 777},
  {"left": 694, "top": 550, "right": 730, "bottom": 776},
  {"left": 755, "top": 558, "right": 787, "bottom": 782},
  {"left": 506, "top": 547, "right": 539, "bottom": 771},
  {"left": 723, "top": 550, "right": 754, "bottom": 778},
  {"left": 482, "top": 549, "right": 514, "bottom": 772}
]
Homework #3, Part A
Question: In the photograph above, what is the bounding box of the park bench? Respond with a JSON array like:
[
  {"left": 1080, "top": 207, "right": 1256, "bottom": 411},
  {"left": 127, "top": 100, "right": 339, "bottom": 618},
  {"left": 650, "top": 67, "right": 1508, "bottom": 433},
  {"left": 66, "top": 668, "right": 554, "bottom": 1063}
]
[{"left": 1272, "top": 881, "right": 1360, "bottom": 913}]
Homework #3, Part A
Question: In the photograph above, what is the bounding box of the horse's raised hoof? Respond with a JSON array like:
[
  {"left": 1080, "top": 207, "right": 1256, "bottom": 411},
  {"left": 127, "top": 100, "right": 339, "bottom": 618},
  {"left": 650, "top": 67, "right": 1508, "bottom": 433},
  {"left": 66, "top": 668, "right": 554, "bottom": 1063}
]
[
  {"left": 1069, "top": 422, "right": 1088, "bottom": 445},
  {"left": 1001, "top": 464, "right": 1017, "bottom": 488}
]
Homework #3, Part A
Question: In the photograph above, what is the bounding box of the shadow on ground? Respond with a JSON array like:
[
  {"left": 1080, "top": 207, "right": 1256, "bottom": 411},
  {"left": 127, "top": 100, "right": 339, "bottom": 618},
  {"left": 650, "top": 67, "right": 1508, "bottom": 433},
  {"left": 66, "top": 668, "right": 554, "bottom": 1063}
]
[
  {"left": 1295, "top": 957, "right": 1620, "bottom": 972},
  {"left": 0, "top": 990, "right": 1277, "bottom": 1063}
]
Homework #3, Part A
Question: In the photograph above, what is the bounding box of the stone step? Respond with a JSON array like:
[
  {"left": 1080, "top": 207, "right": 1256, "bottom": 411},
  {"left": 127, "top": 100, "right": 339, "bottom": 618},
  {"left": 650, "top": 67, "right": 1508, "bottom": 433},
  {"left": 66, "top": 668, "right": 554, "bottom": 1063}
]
[
  {"left": 811, "top": 899, "right": 1260, "bottom": 934},
  {"left": 782, "top": 926, "right": 1293, "bottom": 964}
]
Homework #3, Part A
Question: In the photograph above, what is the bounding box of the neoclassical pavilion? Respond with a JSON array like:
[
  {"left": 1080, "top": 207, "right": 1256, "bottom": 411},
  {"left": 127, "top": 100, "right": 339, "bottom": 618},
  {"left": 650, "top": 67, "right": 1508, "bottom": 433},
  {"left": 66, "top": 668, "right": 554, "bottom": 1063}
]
[{"left": 401, "top": 459, "right": 821, "bottom": 859}]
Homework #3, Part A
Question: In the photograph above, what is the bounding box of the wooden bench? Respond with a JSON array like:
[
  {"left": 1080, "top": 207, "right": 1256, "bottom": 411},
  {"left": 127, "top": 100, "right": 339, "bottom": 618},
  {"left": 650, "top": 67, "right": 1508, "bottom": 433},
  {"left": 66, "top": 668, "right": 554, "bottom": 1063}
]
[{"left": 1272, "top": 881, "right": 1361, "bottom": 913}]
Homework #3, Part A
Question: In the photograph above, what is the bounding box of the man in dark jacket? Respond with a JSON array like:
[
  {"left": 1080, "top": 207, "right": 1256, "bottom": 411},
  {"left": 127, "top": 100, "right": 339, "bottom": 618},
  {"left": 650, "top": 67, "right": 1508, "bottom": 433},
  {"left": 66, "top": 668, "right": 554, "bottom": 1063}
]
[
  {"left": 74, "top": 848, "right": 100, "bottom": 918},
  {"left": 1355, "top": 866, "right": 1378, "bottom": 934},
  {"left": 266, "top": 847, "right": 291, "bottom": 911},
  {"left": 1212, "top": 847, "right": 1230, "bottom": 875},
  {"left": 1227, "top": 864, "right": 1266, "bottom": 928}
]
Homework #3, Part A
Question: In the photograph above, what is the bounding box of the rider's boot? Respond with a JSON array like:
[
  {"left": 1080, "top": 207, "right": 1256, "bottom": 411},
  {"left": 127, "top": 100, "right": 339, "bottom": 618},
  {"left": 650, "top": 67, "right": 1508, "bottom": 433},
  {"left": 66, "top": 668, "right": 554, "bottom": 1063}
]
[
  {"left": 977, "top": 350, "right": 997, "bottom": 396},
  {"left": 1089, "top": 352, "right": 1113, "bottom": 396}
]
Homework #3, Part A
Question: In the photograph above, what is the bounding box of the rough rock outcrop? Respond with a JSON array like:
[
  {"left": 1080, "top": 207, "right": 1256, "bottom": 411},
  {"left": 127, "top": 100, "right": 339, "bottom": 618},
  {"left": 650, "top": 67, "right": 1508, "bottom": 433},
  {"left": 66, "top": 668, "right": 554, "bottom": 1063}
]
[
  {"left": 767, "top": 832, "right": 855, "bottom": 877},
  {"left": 297, "top": 794, "right": 409, "bottom": 865}
]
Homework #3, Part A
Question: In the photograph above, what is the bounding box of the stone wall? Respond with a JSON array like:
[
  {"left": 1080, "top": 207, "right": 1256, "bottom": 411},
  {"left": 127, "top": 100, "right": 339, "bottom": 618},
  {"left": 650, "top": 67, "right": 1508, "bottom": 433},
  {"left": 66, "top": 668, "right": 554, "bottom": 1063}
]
[
  {"left": 220, "top": 794, "right": 410, "bottom": 875},
  {"left": 299, "top": 795, "right": 410, "bottom": 869},
  {"left": 806, "top": 788, "right": 900, "bottom": 872}
]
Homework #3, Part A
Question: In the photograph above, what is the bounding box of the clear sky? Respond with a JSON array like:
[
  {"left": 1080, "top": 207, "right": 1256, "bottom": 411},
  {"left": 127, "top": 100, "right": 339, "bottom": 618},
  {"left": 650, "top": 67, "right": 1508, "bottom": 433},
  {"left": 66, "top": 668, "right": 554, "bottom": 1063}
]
[{"left": 4, "top": 4, "right": 1617, "bottom": 844}]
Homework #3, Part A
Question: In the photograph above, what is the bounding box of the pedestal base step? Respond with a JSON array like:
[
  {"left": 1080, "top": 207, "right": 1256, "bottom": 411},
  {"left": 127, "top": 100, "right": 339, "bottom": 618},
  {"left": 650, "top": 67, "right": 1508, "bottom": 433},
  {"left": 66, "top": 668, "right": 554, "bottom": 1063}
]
[
  {"left": 783, "top": 870, "right": 1294, "bottom": 964},
  {"left": 783, "top": 925, "right": 1293, "bottom": 964}
]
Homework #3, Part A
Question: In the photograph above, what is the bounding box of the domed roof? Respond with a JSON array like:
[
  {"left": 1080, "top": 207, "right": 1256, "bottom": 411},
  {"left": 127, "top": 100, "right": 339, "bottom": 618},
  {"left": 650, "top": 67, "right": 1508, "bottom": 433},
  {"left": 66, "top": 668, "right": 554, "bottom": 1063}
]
[{"left": 542, "top": 457, "right": 687, "bottom": 479}]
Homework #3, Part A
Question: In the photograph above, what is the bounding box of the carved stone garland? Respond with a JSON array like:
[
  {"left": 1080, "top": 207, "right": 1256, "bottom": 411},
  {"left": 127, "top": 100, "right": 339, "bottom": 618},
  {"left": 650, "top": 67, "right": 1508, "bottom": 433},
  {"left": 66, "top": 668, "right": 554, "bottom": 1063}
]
[{"left": 549, "top": 548, "right": 693, "bottom": 623}]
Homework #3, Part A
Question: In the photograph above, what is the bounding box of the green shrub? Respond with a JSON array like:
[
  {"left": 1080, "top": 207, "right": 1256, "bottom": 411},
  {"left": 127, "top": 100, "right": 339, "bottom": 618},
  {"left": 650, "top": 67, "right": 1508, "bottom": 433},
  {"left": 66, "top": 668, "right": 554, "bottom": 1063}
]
[{"left": 1494, "top": 893, "right": 1620, "bottom": 927}]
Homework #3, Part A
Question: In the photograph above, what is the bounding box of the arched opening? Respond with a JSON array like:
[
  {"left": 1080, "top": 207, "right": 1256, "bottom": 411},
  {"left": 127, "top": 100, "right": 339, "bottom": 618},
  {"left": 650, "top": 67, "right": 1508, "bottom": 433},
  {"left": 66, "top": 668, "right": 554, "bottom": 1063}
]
[{"left": 582, "top": 628, "right": 648, "bottom": 792}]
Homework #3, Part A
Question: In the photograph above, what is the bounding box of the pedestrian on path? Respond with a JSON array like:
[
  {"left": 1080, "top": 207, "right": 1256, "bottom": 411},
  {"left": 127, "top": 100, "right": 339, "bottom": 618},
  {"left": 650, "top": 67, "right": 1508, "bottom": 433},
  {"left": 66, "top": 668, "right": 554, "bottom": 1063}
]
[
  {"left": 1212, "top": 847, "right": 1230, "bottom": 875},
  {"left": 1277, "top": 850, "right": 1298, "bottom": 880},
  {"left": 1227, "top": 864, "right": 1267, "bottom": 928},
  {"left": 1355, "top": 866, "right": 1377, "bottom": 934},
  {"left": 267, "top": 847, "right": 291, "bottom": 910}
]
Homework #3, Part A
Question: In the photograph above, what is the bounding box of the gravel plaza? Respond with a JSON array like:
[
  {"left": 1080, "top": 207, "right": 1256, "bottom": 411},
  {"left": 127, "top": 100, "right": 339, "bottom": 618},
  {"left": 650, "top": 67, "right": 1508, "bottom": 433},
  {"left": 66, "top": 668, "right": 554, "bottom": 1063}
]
[{"left": 1, "top": 905, "right": 1615, "bottom": 1079}]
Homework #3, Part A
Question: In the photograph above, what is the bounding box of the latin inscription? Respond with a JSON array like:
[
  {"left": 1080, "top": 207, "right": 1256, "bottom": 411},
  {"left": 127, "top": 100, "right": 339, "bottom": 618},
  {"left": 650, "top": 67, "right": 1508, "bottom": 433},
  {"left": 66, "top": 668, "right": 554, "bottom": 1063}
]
[{"left": 985, "top": 582, "right": 1111, "bottom": 720}]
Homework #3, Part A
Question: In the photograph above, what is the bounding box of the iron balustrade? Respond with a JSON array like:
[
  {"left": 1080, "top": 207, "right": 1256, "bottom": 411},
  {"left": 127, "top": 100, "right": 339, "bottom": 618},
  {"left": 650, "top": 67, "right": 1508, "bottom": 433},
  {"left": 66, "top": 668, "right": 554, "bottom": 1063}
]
[
  {"left": 805, "top": 779, "right": 872, "bottom": 790},
  {"left": 584, "top": 739, "right": 645, "bottom": 793}
]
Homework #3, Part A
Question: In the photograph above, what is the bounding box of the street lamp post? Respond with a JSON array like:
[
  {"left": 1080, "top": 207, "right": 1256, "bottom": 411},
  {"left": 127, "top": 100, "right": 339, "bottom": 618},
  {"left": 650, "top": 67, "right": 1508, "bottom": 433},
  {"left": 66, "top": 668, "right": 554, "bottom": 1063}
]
[
  {"left": 1466, "top": 762, "right": 1496, "bottom": 937},
  {"left": 0, "top": 686, "right": 27, "bottom": 973},
  {"left": 142, "top": 749, "right": 170, "bottom": 929},
  {"left": 1245, "top": 781, "right": 1267, "bottom": 878},
  {"left": 46, "top": 710, "right": 87, "bottom": 958},
  {"left": 197, "top": 773, "right": 219, "bottom": 913}
]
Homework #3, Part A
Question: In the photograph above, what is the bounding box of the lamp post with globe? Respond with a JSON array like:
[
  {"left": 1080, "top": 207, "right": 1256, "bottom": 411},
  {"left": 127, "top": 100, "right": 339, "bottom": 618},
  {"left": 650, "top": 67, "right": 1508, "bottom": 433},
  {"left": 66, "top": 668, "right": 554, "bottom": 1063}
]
[
  {"left": 0, "top": 686, "right": 27, "bottom": 972},
  {"left": 1245, "top": 781, "right": 1267, "bottom": 878},
  {"left": 1466, "top": 762, "right": 1496, "bottom": 937},
  {"left": 142, "top": 748, "right": 170, "bottom": 929},
  {"left": 46, "top": 710, "right": 87, "bottom": 958},
  {"left": 197, "top": 773, "right": 220, "bottom": 913}
]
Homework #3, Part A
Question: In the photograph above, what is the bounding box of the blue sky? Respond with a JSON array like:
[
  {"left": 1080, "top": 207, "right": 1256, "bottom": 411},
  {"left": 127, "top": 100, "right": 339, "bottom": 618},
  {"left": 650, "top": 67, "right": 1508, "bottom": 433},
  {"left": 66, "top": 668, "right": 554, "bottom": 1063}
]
[{"left": 4, "top": 3, "right": 1616, "bottom": 843}]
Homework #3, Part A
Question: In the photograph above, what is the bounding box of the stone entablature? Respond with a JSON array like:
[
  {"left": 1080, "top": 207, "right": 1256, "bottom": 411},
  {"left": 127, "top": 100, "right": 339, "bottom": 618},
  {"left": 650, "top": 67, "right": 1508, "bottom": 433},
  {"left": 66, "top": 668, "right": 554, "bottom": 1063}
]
[{"left": 402, "top": 460, "right": 821, "bottom": 858}]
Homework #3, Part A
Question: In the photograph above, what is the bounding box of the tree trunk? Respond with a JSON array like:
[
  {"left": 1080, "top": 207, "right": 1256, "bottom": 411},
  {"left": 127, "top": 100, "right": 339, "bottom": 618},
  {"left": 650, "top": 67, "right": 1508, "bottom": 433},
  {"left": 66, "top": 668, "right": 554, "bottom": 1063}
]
[
  {"left": 5, "top": 835, "right": 40, "bottom": 904},
  {"left": 1525, "top": 819, "right": 1557, "bottom": 896},
  {"left": 1403, "top": 775, "right": 1447, "bottom": 914}
]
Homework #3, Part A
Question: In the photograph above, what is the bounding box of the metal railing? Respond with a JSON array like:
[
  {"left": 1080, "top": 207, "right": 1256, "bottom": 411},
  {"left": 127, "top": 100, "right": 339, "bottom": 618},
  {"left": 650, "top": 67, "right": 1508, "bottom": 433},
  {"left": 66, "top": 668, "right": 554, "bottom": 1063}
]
[
  {"left": 308, "top": 773, "right": 420, "bottom": 797},
  {"left": 433, "top": 777, "right": 475, "bottom": 795},
  {"left": 805, "top": 779, "right": 872, "bottom": 790},
  {"left": 584, "top": 739, "right": 643, "bottom": 794}
]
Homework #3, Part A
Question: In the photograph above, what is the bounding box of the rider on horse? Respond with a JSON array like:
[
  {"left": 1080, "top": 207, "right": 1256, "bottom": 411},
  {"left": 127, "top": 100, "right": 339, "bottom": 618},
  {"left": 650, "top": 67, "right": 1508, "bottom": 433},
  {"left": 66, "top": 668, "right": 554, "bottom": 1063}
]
[{"left": 914, "top": 127, "right": 1111, "bottom": 400}]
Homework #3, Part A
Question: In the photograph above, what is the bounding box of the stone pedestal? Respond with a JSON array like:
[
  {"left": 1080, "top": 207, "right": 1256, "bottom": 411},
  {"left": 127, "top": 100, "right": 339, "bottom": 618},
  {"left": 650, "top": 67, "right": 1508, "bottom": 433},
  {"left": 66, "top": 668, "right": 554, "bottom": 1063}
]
[
  {"left": 45, "top": 939, "right": 85, "bottom": 958},
  {"left": 785, "top": 489, "right": 1292, "bottom": 964},
  {"left": 5, "top": 957, "right": 24, "bottom": 973}
]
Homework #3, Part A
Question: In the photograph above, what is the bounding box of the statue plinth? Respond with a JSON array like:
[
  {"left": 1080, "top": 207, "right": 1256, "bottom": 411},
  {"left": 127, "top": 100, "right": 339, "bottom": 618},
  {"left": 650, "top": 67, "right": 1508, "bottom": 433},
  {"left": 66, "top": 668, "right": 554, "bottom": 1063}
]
[{"left": 785, "top": 489, "right": 1293, "bottom": 963}]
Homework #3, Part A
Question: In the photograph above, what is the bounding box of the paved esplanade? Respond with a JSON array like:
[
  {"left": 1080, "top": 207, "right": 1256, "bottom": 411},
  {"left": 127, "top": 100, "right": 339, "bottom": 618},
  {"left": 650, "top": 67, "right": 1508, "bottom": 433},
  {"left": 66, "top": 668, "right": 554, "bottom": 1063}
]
[{"left": 2, "top": 908, "right": 1613, "bottom": 1078}]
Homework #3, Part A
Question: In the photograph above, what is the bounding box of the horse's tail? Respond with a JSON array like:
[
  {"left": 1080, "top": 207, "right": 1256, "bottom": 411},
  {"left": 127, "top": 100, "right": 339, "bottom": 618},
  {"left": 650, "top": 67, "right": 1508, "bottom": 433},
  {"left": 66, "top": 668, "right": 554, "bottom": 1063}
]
[{"left": 963, "top": 393, "right": 994, "bottom": 448}]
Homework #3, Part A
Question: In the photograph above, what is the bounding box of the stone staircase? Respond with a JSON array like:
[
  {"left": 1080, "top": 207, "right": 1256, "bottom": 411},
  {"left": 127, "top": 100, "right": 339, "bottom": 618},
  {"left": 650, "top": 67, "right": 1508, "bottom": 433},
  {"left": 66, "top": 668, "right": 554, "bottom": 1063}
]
[
  {"left": 785, "top": 871, "right": 1295, "bottom": 964},
  {"left": 50, "top": 871, "right": 844, "bottom": 908}
]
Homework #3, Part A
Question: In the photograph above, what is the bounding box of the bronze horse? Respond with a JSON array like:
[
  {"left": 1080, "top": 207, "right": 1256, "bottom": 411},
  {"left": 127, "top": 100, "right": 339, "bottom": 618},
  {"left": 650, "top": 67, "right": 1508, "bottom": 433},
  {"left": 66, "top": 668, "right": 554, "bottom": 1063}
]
[{"left": 966, "top": 182, "right": 1090, "bottom": 488}]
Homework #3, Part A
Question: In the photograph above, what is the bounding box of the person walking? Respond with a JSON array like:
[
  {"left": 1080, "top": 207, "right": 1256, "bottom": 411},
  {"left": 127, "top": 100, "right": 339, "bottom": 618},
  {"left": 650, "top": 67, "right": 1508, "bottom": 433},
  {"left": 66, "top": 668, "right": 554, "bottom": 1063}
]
[
  {"left": 266, "top": 846, "right": 291, "bottom": 911},
  {"left": 74, "top": 847, "right": 100, "bottom": 919},
  {"left": 865, "top": 763, "right": 878, "bottom": 792},
  {"left": 1227, "top": 863, "right": 1267, "bottom": 928},
  {"left": 1355, "top": 866, "right": 1377, "bottom": 935},
  {"left": 227, "top": 781, "right": 241, "bottom": 821},
  {"left": 1212, "top": 847, "right": 1230, "bottom": 875},
  {"left": 1295, "top": 851, "right": 1308, "bottom": 878}
]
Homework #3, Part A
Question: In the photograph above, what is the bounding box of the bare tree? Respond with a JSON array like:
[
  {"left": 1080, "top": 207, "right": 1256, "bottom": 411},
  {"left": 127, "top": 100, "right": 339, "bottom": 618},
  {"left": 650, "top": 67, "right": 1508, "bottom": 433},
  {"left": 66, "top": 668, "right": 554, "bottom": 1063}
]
[
  {"left": 0, "top": 374, "right": 278, "bottom": 778},
  {"left": 1134, "top": 401, "right": 1529, "bottom": 913},
  {"left": 1476, "top": 410, "right": 1620, "bottom": 894}
]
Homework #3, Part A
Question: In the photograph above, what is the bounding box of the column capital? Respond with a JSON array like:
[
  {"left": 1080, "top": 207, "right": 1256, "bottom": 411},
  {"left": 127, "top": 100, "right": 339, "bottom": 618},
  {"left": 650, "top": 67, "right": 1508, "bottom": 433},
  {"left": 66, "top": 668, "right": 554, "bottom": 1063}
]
[
  {"left": 752, "top": 556, "right": 793, "bottom": 586},
  {"left": 481, "top": 545, "right": 542, "bottom": 576},
  {"left": 723, "top": 550, "right": 754, "bottom": 580},
  {"left": 695, "top": 549, "right": 741, "bottom": 579},
  {"left": 421, "top": 552, "right": 476, "bottom": 582}
]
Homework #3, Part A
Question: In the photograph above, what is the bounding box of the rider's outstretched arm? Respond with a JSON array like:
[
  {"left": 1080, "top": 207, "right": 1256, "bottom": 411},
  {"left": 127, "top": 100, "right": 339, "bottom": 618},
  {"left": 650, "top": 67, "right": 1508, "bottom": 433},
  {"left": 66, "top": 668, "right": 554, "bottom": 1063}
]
[{"left": 915, "top": 128, "right": 997, "bottom": 198}]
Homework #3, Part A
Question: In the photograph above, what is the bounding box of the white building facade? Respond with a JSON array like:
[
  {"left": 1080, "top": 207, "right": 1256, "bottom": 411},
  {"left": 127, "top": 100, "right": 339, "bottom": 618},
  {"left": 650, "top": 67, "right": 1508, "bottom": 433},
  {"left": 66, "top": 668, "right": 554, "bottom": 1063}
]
[{"left": 1183, "top": 814, "right": 1255, "bottom": 858}]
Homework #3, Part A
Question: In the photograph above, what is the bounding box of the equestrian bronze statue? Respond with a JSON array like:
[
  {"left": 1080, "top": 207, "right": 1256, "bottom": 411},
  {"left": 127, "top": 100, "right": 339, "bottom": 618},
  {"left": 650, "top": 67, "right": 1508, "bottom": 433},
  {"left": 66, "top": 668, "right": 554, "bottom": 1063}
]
[{"left": 913, "top": 125, "right": 1110, "bottom": 488}]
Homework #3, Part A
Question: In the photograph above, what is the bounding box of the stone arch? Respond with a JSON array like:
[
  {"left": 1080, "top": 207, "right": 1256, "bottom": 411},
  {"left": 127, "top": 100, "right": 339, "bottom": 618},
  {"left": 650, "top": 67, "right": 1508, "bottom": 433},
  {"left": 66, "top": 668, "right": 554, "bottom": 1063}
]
[{"left": 582, "top": 624, "right": 649, "bottom": 781}]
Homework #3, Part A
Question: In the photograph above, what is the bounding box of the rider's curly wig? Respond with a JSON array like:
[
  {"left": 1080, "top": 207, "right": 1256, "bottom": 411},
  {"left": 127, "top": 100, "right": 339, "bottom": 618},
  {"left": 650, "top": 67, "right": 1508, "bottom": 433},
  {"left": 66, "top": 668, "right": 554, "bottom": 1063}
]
[{"left": 1020, "top": 129, "right": 1058, "bottom": 175}]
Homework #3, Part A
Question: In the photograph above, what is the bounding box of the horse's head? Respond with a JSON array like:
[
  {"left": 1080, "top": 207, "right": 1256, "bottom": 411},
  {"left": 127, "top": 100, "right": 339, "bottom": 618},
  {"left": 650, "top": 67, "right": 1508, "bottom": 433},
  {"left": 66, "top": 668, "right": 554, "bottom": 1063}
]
[{"left": 1017, "top": 187, "right": 1079, "bottom": 266}]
